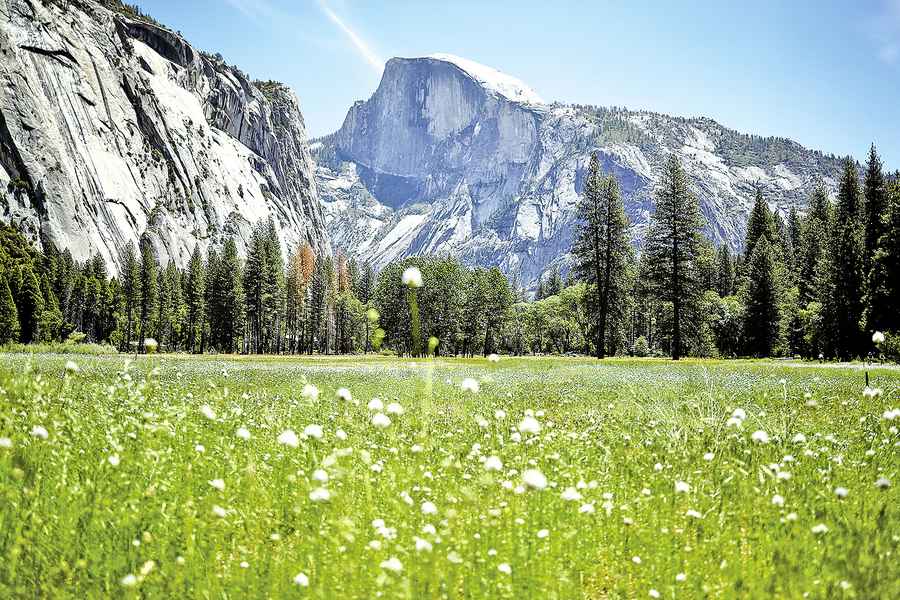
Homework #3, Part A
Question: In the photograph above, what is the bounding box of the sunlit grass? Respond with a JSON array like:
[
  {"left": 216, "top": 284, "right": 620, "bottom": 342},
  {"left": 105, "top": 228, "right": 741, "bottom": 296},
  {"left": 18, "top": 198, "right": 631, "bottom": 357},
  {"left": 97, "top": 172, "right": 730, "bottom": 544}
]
[{"left": 0, "top": 353, "right": 897, "bottom": 598}]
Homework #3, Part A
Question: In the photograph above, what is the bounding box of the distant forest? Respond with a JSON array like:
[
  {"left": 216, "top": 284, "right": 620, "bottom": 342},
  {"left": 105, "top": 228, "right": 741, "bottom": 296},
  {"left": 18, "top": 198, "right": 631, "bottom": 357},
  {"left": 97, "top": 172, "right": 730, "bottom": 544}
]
[{"left": 1, "top": 145, "right": 898, "bottom": 361}]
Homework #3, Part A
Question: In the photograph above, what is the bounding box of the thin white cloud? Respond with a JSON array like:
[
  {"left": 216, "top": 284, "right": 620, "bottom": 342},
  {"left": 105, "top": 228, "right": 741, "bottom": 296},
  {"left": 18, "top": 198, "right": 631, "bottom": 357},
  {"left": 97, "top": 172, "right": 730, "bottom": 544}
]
[
  {"left": 317, "top": 0, "right": 383, "bottom": 74},
  {"left": 223, "top": 0, "right": 278, "bottom": 24}
]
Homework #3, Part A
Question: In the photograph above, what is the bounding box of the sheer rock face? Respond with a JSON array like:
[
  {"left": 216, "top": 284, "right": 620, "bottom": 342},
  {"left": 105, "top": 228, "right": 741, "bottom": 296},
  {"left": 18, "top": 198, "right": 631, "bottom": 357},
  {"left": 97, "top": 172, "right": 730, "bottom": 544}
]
[
  {"left": 317, "top": 55, "right": 842, "bottom": 290},
  {"left": 0, "top": 0, "right": 329, "bottom": 271}
]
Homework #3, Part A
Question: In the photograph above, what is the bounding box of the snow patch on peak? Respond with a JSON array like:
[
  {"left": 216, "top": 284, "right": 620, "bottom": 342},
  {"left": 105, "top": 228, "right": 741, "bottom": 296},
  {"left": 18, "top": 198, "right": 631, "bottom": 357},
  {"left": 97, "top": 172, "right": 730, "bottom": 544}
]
[{"left": 425, "top": 53, "right": 544, "bottom": 105}]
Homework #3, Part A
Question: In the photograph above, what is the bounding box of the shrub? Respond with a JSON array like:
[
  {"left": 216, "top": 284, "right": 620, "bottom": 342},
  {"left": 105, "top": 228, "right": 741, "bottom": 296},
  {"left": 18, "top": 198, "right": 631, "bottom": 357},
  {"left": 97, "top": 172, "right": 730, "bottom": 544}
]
[{"left": 632, "top": 336, "right": 650, "bottom": 357}]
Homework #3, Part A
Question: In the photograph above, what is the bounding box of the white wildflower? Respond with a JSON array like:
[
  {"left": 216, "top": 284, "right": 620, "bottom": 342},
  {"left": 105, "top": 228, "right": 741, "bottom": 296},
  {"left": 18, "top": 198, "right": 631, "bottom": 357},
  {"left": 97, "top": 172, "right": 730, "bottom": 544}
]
[
  {"left": 402, "top": 267, "right": 423, "bottom": 288},
  {"left": 484, "top": 456, "right": 503, "bottom": 472},
  {"left": 518, "top": 416, "right": 541, "bottom": 434},
  {"left": 303, "top": 424, "right": 324, "bottom": 440},
  {"left": 309, "top": 487, "right": 331, "bottom": 502},
  {"left": 372, "top": 413, "right": 391, "bottom": 429},
  {"left": 380, "top": 556, "right": 403, "bottom": 572},
  {"left": 460, "top": 378, "right": 480, "bottom": 394},
  {"left": 522, "top": 468, "right": 547, "bottom": 490},
  {"left": 751, "top": 430, "right": 770, "bottom": 444},
  {"left": 277, "top": 430, "right": 299, "bottom": 448},
  {"left": 301, "top": 384, "right": 320, "bottom": 402}
]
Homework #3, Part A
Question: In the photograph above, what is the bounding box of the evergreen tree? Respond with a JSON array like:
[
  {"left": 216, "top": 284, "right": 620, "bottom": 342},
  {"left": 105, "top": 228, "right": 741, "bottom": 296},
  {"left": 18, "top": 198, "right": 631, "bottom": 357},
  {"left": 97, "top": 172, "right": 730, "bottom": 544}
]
[
  {"left": 743, "top": 237, "right": 780, "bottom": 356},
  {"left": 16, "top": 265, "right": 44, "bottom": 343},
  {"left": 358, "top": 261, "right": 375, "bottom": 305},
  {"left": 155, "top": 261, "right": 171, "bottom": 350},
  {"left": 572, "top": 154, "right": 631, "bottom": 358},
  {"left": 787, "top": 207, "right": 802, "bottom": 276},
  {"left": 863, "top": 144, "right": 886, "bottom": 275},
  {"left": 38, "top": 274, "right": 63, "bottom": 342},
  {"left": 866, "top": 180, "right": 900, "bottom": 333},
  {"left": 744, "top": 188, "right": 776, "bottom": 262},
  {"left": 308, "top": 258, "right": 327, "bottom": 354},
  {"left": 262, "top": 220, "right": 284, "bottom": 353},
  {"left": 120, "top": 242, "right": 140, "bottom": 352},
  {"left": 0, "top": 274, "right": 20, "bottom": 344},
  {"left": 138, "top": 238, "right": 158, "bottom": 350},
  {"left": 797, "top": 185, "right": 831, "bottom": 305},
  {"left": 220, "top": 238, "right": 245, "bottom": 352},
  {"left": 644, "top": 156, "right": 705, "bottom": 360},
  {"left": 716, "top": 244, "right": 735, "bottom": 297},
  {"left": 482, "top": 267, "right": 514, "bottom": 355},
  {"left": 822, "top": 158, "right": 865, "bottom": 359},
  {"left": 204, "top": 245, "right": 221, "bottom": 353},
  {"left": 186, "top": 244, "right": 206, "bottom": 353}
]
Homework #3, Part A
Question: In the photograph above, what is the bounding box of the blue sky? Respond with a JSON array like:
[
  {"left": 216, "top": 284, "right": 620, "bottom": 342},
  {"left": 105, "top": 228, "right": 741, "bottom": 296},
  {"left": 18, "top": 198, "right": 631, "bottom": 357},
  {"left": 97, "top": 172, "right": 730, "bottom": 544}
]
[{"left": 140, "top": 0, "right": 900, "bottom": 168}]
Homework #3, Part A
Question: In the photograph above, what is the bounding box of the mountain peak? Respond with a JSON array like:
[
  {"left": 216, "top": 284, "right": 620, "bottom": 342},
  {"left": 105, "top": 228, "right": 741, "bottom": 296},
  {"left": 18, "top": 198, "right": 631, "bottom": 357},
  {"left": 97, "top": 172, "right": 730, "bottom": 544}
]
[{"left": 417, "top": 53, "right": 544, "bottom": 106}]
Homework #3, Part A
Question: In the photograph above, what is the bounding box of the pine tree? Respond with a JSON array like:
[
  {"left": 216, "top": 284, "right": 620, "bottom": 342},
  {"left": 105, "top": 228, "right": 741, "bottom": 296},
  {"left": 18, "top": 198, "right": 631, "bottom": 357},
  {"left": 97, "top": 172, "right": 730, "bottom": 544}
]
[
  {"left": 798, "top": 185, "right": 831, "bottom": 305},
  {"left": 120, "top": 242, "right": 140, "bottom": 352},
  {"left": 38, "top": 274, "right": 63, "bottom": 342},
  {"left": 863, "top": 144, "right": 886, "bottom": 276},
  {"left": 262, "top": 220, "right": 284, "bottom": 353},
  {"left": 285, "top": 247, "right": 304, "bottom": 354},
  {"left": 155, "top": 262, "right": 171, "bottom": 350},
  {"left": 482, "top": 267, "right": 514, "bottom": 355},
  {"left": 572, "top": 154, "right": 630, "bottom": 358},
  {"left": 204, "top": 245, "right": 220, "bottom": 353},
  {"left": 308, "top": 258, "right": 327, "bottom": 353},
  {"left": 866, "top": 180, "right": 900, "bottom": 333},
  {"left": 0, "top": 274, "right": 20, "bottom": 344},
  {"left": 744, "top": 188, "right": 776, "bottom": 262},
  {"left": 822, "top": 158, "right": 865, "bottom": 359},
  {"left": 162, "top": 261, "right": 183, "bottom": 350},
  {"left": 787, "top": 207, "right": 802, "bottom": 276},
  {"left": 138, "top": 238, "right": 158, "bottom": 350},
  {"left": 644, "top": 156, "right": 705, "bottom": 360},
  {"left": 716, "top": 244, "right": 735, "bottom": 297},
  {"left": 186, "top": 244, "right": 206, "bottom": 353},
  {"left": 220, "top": 238, "right": 244, "bottom": 353},
  {"left": 16, "top": 265, "right": 44, "bottom": 343},
  {"left": 743, "top": 236, "right": 780, "bottom": 356}
]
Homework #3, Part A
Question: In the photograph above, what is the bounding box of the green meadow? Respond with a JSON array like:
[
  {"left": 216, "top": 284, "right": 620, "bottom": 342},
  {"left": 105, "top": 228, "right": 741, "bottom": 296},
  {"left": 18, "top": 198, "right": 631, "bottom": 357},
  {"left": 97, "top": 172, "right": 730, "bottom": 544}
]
[{"left": 0, "top": 353, "right": 897, "bottom": 598}]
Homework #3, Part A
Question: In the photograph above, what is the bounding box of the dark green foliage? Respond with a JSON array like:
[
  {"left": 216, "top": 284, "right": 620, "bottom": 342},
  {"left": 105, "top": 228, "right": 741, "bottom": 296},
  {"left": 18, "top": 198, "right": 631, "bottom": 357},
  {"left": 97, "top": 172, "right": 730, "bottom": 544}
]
[
  {"left": 797, "top": 185, "right": 831, "bottom": 305},
  {"left": 572, "top": 154, "right": 631, "bottom": 358},
  {"left": 0, "top": 274, "right": 19, "bottom": 344},
  {"left": 16, "top": 266, "right": 44, "bottom": 343},
  {"left": 186, "top": 244, "right": 205, "bottom": 353},
  {"left": 863, "top": 145, "right": 886, "bottom": 274},
  {"left": 208, "top": 238, "right": 245, "bottom": 353},
  {"left": 866, "top": 181, "right": 900, "bottom": 334},
  {"left": 742, "top": 237, "right": 780, "bottom": 356},
  {"left": 138, "top": 238, "right": 157, "bottom": 350},
  {"left": 821, "top": 158, "right": 866, "bottom": 360},
  {"left": 644, "top": 156, "right": 705, "bottom": 360},
  {"left": 744, "top": 189, "right": 777, "bottom": 262},
  {"left": 716, "top": 245, "right": 735, "bottom": 297},
  {"left": 120, "top": 242, "right": 140, "bottom": 352}
]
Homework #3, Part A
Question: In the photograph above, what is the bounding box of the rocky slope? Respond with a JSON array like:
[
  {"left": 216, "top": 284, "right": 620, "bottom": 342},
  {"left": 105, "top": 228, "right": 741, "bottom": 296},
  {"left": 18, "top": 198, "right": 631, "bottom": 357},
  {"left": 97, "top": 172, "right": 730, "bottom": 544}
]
[
  {"left": 0, "top": 0, "right": 329, "bottom": 271},
  {"left": 315, "top": 55, "right": 844, "bottom": 289}
]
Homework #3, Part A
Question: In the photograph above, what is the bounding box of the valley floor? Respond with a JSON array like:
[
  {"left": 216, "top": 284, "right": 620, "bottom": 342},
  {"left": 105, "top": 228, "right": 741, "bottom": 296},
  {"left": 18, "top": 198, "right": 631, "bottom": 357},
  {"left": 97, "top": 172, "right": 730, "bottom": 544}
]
[{"left": 0, "top": 354, "right": 897, "bottom": 598}]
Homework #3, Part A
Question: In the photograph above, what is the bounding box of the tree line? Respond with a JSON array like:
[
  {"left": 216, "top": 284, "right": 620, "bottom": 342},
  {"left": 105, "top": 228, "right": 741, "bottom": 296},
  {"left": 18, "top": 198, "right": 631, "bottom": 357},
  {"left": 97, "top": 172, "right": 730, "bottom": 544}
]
[
  {"left": 570, "top": 144, "right": 900, "bottom": 360},
  {"left": 1, "top": 144, "right": 898, "bottom": 360}
]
